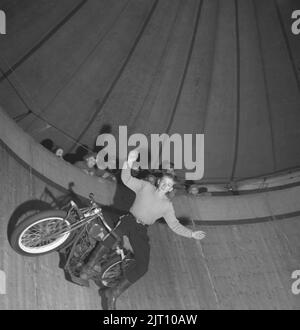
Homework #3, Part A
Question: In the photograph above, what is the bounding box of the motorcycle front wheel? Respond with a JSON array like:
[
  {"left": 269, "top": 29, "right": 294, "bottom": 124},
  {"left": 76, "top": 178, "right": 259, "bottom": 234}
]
[{"left": 9, "top": 210, "right": 73, "bottom": 257}]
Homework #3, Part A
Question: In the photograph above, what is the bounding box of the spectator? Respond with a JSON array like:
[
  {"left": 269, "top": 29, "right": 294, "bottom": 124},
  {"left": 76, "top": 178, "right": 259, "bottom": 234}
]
[
  {"left": 198, "top": 186, "right": 208, "bottom": 194},
  {"left": 100, "top": 171, "right": 117, "bottom": 182},
  {"left": 64, "top": 144, "right": 89, "bottom": 164},
  {"left": 187, "top": 184, "right": 199, "bottom": 195},
  {"left": 185, "top": 181, "right": 208, "bottom": 196},
  {"left": 95, "top": 152, "right": 120, "bottom": 182},
  {"left": 54, "top": 147, "right": 64, "bottom": 159},
  {"left": 40, "top": 139, "right": 54, "bottom": 152},
  {"left": 74, "top": 153, "right": 98, "bottom": 176}
]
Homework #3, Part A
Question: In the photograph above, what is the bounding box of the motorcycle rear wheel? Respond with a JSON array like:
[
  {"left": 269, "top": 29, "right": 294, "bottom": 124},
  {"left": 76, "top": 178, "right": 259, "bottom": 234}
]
[
  {"left": 9, "top": 210, "right": 73, "bottom": 256},
  {"left": 100, "top": 255, "right": 134, "bottom": 288}
]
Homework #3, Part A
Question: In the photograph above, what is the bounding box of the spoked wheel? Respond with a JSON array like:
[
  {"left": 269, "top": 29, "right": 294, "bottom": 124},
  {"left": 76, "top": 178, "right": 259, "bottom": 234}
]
[
  {"left": 9, "top": 210, "right": 73, "bottom": 256},
  {"left": 100, "top": 255, "right": 135, "bottom": 288}
]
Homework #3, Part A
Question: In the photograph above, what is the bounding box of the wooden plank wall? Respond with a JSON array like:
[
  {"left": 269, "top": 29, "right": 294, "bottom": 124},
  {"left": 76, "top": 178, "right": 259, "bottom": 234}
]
[{"left": 1, "top": 142, "right": 300, "bottom": 310}]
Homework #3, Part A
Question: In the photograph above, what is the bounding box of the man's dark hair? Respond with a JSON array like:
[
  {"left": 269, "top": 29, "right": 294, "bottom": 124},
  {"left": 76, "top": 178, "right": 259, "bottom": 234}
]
[{"left": 159, "top": 171, "right": 177, "bottom": 183}]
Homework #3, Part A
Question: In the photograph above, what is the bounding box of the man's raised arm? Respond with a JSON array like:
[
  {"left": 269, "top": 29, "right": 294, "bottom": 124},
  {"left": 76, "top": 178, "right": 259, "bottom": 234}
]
[{"left": 121, "top": 149, "right": 143, "bottom": 193}]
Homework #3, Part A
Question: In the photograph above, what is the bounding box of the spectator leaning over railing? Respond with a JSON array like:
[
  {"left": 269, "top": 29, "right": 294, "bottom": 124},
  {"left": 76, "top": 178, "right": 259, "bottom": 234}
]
[{"left": 74, "top": 152, "right": 98, "bottom": 176}]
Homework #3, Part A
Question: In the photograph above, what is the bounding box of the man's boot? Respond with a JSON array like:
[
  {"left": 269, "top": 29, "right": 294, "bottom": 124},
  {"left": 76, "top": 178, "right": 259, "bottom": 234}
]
[
  {"left": 80, "top": 244, "right": 108, "bottom": 280},
  {"left": 100, "top": 277, "right": 132, "bottom": 310}
]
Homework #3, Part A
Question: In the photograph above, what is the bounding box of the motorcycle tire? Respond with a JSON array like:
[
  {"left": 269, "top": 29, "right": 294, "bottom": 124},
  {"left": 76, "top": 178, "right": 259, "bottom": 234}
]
[
  {"left": 100, "top": 255, "right": 135, "bottom": 288},
  {"left": 9, "top": 210, "right": 74, "bottom": 257}
]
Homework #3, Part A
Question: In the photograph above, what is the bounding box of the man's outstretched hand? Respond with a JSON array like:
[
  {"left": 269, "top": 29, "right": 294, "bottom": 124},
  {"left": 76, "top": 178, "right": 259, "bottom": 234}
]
[
  {"left": 128, "top": 149, "right": 139, "bottom": 166},
  {"left": 191, "top": 231, "right": 206, "bottom": 240}
]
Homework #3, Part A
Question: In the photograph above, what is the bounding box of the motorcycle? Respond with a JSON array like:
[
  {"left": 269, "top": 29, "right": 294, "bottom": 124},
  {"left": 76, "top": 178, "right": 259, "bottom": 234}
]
[{"left": 8, "top": 191, "right": 135, "bottom": 289}]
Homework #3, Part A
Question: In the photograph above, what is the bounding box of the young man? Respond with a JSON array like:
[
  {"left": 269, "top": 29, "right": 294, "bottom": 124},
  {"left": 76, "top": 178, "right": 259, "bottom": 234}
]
[
  {"left": 74, "top": 153, "right": 98, "bottom": 176},
  {"left": 100, "top": 149, "right": 206, "bottom": 310},
  {"left": 74, "top": 152, "right": 112, "bottom": 179}
]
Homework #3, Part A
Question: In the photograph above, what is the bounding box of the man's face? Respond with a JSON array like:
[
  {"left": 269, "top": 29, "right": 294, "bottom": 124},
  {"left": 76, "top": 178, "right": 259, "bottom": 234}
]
[{"left": 158, "top": 177, "right": 174, "bottom": 194}]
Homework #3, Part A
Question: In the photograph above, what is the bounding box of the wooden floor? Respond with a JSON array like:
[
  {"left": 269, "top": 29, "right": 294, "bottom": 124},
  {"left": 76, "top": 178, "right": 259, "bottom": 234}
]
[{"left": 1, "top": 143, "right": 300, "bottom": 310}]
